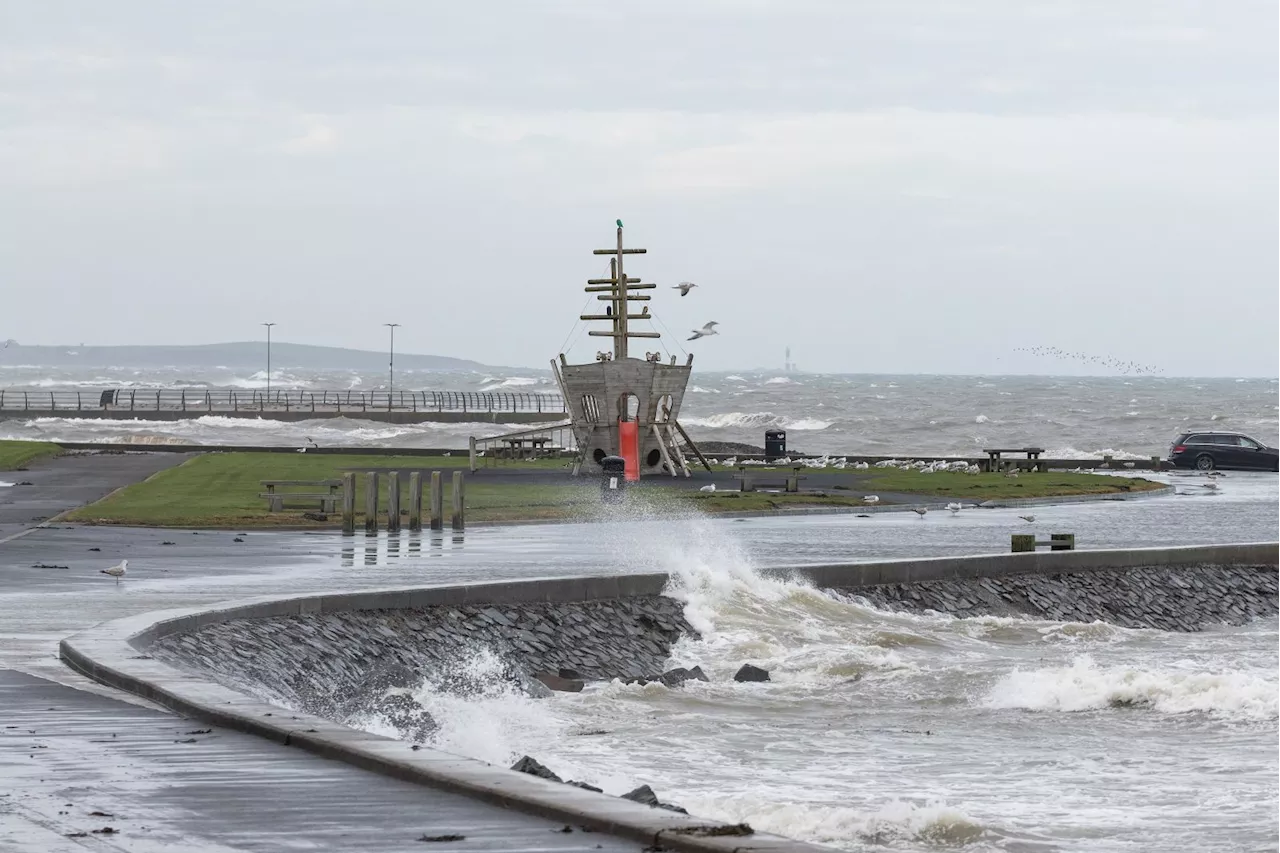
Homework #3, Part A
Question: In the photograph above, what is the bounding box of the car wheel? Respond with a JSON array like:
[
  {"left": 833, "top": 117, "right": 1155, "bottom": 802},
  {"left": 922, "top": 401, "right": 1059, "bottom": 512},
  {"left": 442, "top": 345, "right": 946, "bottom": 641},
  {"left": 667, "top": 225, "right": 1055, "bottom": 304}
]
[{"left": 1194, "top": 454, "right": 1215, "bottom": 471}]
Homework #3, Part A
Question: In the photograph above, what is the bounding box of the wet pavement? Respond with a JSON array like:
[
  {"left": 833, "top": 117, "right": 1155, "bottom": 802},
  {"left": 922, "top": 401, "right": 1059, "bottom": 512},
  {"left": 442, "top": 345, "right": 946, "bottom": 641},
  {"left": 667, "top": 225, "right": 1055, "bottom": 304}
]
[
  {"left": 0, "top": 451, "right": 192, "bottom": 542},
  {"left": 0, "top": 467, "right": 1274, "bottom": 851}
]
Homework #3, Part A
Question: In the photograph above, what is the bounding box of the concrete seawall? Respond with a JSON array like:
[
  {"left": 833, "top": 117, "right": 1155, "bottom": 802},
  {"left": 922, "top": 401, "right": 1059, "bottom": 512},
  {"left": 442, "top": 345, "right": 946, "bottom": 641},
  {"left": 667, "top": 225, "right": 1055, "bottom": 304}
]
[
  {"left": 59, "top": 543, "right": 1279, "bottom": 853},
  {"left": 150, "top": 593, "right": 697, "bottom": 722}
]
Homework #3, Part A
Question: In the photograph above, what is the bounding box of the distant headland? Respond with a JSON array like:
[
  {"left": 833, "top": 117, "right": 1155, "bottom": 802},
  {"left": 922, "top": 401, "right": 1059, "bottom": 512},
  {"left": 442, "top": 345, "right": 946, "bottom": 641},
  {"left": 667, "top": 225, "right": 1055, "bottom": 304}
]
[{"left": 0, "top": 341, "right": 497, "bottom": 372}]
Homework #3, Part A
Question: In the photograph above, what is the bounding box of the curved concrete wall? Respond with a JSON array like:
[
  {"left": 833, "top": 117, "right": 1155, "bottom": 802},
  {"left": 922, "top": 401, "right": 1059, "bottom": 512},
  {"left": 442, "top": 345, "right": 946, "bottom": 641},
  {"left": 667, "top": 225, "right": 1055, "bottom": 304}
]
[{"left": 59, "top": 543, "right": 1279, "bottom": 853}]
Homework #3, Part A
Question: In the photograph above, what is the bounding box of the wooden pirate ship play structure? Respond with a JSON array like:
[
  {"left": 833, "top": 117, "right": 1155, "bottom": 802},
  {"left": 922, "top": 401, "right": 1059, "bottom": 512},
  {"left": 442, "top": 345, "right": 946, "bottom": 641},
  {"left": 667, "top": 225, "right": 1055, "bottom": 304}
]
[{"left": 551, "top": 223, "right": 711, "bottom": 478}]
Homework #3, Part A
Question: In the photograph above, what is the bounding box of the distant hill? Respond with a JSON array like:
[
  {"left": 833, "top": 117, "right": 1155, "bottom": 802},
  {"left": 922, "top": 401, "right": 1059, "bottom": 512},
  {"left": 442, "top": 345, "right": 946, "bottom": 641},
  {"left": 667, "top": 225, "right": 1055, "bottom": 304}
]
[{"left": 0, "top": 341, "right": 495, "bottom": 371}]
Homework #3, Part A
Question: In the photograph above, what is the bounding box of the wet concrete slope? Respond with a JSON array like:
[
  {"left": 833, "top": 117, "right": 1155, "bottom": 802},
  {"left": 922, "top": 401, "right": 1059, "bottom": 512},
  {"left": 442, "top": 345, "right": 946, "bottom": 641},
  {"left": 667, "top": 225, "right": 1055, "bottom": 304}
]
[{"left": 0, "top": 670, "right": 641, "bottom": 853}]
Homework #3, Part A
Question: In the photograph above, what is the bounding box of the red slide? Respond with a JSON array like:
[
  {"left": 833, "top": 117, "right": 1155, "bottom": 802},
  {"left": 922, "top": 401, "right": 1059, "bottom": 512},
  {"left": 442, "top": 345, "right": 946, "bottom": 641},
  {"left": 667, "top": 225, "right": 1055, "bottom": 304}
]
[{"left": 618, "top": 420, "right": 640, "bottom": 481}]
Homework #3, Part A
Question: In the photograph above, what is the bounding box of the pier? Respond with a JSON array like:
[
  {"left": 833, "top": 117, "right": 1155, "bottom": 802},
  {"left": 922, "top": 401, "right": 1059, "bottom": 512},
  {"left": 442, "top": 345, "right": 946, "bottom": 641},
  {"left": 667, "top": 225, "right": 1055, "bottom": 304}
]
[{"left": 0, "top": 388, "right": 567, "bottom": 425}]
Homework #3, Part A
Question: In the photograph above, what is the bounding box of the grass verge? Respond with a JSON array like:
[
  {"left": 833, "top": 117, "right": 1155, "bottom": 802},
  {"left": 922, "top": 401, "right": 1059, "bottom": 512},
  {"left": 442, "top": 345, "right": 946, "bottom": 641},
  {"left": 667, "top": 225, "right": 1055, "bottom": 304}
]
[
  {"left": 811, "top": 468, "right": 1165, "bottom": 500},
  {"left": 64, "top": 451, "right": 1163, "bottom": 528},
  {"left": 0, "top": 440, "right": 62, "bottom": 471}
]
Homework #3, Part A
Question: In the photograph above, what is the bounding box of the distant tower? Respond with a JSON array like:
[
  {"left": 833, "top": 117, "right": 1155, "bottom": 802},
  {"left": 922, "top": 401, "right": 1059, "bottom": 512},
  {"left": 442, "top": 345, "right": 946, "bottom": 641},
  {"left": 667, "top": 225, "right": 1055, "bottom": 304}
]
[{"left": 784, "top": 346, "right": 794, "bottom": 373}]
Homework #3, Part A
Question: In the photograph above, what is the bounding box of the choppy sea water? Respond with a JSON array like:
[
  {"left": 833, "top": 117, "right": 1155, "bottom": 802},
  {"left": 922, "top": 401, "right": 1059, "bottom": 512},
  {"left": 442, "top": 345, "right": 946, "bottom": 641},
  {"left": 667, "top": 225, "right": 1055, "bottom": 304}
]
[
  {"left": 1, "top": 365, "right": 1276, "bottom": 456},
  {"left": 343, "top": 510, "right": 1279, "bottom": 853}
]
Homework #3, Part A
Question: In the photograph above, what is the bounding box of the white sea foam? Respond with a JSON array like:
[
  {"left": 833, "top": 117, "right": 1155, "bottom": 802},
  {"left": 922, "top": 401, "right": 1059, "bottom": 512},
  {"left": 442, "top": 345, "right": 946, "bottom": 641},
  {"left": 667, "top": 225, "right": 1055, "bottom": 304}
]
[
  {"left": 681, "top": 412, "right": 832, "bottom": 431},
  {"left": 683, "top": 794, "right": 990, "bottom": 848},
  {"left": 987, "top": 656, "right": 1279, "bottom": 720},
  {"left": 478, "top": 377, "right": 540, "bottom": 392},
  {"left": 974, "top": 414, "right": 989, "bottom": 423},
  {"left": 1046, "top": 446, "right": 1148, "bottom": 460},
  {"left": 1, "top": 415, "right": 509, "bottom": 446},
  {"left": 689, "top": 385, "right": 720, "bottom": 394}
]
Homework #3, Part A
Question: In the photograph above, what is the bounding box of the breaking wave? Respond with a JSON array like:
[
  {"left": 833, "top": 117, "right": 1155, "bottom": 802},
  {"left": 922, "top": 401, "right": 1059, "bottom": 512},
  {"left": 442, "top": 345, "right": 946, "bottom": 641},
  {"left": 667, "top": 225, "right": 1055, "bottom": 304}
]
[{"left": 987, "top": 656, "right": 1279, "bottom": 720}]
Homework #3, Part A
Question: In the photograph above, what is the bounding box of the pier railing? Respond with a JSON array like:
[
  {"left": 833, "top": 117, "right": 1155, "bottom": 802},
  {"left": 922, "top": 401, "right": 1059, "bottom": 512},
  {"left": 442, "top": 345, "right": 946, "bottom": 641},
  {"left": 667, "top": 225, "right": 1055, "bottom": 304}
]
[{"left": 0, "top": 388, "right": 567, "bottom": 415}]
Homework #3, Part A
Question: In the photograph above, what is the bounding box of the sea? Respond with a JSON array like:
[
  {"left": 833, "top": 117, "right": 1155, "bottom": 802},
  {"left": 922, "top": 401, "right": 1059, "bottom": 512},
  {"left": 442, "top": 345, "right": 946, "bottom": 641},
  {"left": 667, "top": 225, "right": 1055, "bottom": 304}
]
[
  {"left": 1, "top": 365, "right": 1276, "bottom": 455},
  {"left": 345, "top": 491, "right": 1280, "bottom": 853}
]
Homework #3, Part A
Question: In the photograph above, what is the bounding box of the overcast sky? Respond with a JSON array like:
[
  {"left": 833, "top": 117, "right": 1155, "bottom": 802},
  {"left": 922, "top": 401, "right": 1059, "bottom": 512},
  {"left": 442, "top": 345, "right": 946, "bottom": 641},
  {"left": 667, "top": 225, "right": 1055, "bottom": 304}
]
[{"left": 2, "top": 1, "right": 1276, "bottom": 376}]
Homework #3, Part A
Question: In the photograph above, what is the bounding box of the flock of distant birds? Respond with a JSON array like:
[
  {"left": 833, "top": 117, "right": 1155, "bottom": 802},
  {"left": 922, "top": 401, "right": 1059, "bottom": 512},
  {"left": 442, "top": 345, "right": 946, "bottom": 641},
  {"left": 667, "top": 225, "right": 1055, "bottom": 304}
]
[{"left": 1011, "top": 346, "right": 1164, "bottom": 375}]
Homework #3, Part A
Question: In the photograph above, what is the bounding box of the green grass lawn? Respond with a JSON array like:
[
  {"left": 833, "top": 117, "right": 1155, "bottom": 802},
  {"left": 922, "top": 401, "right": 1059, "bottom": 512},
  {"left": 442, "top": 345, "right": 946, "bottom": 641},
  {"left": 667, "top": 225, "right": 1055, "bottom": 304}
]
[
  {"left": 64, "top": 451, "right": 1163, "bottom": 528},
  {"left": 824, "top": 468, "right": 1164, "bottom": 500},
  {"left": 64, "top": 453, "right": 590, "bottom": 527},
  {"left": 0, "top": 440, "right": 61, "bottom": 471}
]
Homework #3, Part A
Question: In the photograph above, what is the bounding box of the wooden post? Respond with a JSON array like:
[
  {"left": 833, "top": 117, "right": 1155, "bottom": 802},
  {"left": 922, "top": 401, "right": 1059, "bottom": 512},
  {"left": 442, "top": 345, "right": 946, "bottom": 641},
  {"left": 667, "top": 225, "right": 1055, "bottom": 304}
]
[
  {"left": 386, "top": 471, "right": 401, "bottom": 532},
  {"left": 470, "top": 436, "right": 478, "bottom": 473},
  {"left": 364, "top": 472, "right": 379, "bottom": 533},
  {"left": 429, "top": 471, "right": 443, "bottom": 530},
  {"left": 1150, "top": 455, "right": 1161, "bottom": 470},
  {"left": 341, "top": 472, "right": 356, "bottom": 535},
  {"left": 1011, "top": 534, "right": 1035, "bottom": 553},
  {"left": 1050, "top": 533, "right": 1075, "bottom": 551},
  {"left": 451, "top": 470, "right": 465, "bottom": 530},
  {"left": 408, "top": 471, "right": 422, "bottom": 531}
]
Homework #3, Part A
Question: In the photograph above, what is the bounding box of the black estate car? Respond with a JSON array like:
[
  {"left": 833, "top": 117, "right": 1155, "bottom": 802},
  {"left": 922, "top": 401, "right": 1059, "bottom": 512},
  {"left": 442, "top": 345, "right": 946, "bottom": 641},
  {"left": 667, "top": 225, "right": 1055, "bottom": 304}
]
[{"left": 1168, "top": 431, "right": 1279, "bottom": 471}]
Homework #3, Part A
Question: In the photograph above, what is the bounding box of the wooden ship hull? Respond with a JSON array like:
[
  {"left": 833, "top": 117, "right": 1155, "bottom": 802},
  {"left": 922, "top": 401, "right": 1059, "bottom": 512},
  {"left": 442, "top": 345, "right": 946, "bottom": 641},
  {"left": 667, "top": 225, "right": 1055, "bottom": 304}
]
[{"left": 553, "top": 356, "right": 701, "bottom": 476}]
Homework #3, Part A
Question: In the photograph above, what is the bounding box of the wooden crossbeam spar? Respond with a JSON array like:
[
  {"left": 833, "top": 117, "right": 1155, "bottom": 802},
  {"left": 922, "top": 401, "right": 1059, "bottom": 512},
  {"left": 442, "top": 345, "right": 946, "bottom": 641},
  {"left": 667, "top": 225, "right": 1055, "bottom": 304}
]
[
  {"left": 587, "top": 276, "right": 640, "bottom": 285},
  {"left": 597, "top": 294, "right": 649, "bottom": 301},
  {"left": 584, "top": 283, "right": 656, "bottom": 292},
  {"left": 580, "top": 314, "right": 649, "bottom": 321},
  {"left": 588, "top": 330, "right": 662, "bottom": 338},
  {"left": 593, "top": 248, "right": 647, "bottom": 255}
]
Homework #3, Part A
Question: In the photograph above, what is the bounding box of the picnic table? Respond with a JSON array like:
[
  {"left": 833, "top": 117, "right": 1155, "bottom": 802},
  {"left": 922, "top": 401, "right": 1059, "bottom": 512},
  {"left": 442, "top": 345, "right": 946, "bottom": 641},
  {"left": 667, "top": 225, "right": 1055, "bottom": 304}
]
[
  {"left": 983, "top": 448, "right": 1047, "bottom": 473},
  {"left": 497, "top": 437, "right": 556, "bottom": 460},
  {"left": 259, "top": 479, "right": 343, "bottom": 513}
]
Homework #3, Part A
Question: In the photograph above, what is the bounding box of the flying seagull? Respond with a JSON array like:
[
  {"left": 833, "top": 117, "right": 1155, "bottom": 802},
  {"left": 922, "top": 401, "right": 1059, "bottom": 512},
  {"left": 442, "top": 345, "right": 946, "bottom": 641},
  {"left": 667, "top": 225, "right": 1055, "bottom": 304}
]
[
  {"left": 688, "top": 322, "right": 719, "bottom": 341},
  {"left": 673, "top": 281, "right": 697, "bottom": 296},
  {"left": 946, "top": 502, "right": 963, "bottom": 514},
  {"left": 101, "top": 559, "right": 128, "bottom": 585}
]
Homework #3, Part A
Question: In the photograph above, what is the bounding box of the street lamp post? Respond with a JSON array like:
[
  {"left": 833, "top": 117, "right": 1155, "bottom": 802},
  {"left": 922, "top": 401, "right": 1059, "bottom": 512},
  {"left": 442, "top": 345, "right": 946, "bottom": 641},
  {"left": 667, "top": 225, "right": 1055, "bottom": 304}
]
[
  {"left": 261, "top": 323, "right": 276, "bottom": 401},
  {"left": 384, "top": 323, "right": 401, "bottom": 404}
]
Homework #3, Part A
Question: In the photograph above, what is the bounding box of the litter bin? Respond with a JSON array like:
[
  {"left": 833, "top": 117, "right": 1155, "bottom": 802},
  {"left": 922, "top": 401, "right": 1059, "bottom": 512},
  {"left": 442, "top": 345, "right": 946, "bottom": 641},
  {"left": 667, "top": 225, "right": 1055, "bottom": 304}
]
[
  {"left": 600, "top": 455, "right": 627, "bottom": 503},
  {"left": 765, "top": 429, "right": 787, "bottom": 461}
]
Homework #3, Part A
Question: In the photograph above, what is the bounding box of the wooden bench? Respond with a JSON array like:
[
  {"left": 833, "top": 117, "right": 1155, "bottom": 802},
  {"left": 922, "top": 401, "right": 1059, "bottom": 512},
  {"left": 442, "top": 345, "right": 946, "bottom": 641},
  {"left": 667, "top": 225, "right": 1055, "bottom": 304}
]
[
  {"left": 734, "top": 466, "right": 807, "bottom": 493},
  {"left": 983, "top": 447, "right": 1047, "bottom": 473},
  {"left": 259, "top": 479, "right": 343, "bottom": 513}
]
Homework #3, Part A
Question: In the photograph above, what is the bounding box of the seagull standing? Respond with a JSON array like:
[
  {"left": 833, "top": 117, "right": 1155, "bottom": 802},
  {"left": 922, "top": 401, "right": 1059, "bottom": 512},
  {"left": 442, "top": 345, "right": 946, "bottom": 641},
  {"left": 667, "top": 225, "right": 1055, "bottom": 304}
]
[
  {"left": 1018, "top": 515, "right": 1036, "bottom": 523},
  {"left": 946, "top": 502, "right": 963, "bottom": 515},
  {"left": 673, "top": 281, "right": 698, "bottom": 296},
  {"left": 863, "top": 495, "right": 879, "bottom": 504},
  {"left": 912, "top": 507, "right": 928, "bottom": 519},
  {"left": 687, "top": 322, "right": 719, "bottom": 341},
  {"left": 101, "top": 559, "right": 128, "bottom": 585}
]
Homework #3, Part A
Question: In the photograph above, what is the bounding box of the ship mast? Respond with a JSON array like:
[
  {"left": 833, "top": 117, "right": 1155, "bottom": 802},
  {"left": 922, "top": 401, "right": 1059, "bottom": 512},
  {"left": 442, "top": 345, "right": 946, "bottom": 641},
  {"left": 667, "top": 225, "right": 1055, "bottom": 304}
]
[{"left": 582, "top": 222, "right": 660, "bottom": 360}]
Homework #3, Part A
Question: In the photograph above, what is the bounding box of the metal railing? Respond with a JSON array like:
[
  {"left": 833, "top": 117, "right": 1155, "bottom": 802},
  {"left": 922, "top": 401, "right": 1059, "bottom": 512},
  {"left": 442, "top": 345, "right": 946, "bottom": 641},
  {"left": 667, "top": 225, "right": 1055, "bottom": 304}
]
[{"left": 0, "top": 388, "right": 567, "bottom": 415}]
